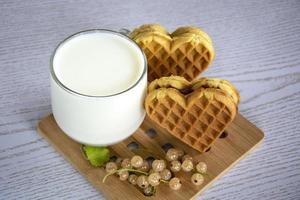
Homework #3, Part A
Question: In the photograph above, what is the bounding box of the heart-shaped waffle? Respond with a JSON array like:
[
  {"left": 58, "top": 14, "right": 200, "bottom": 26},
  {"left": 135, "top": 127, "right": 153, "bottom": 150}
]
[
  {"left": 145, "top": 76, "right": 239, "bottom": 152},
  {"left": 130, "top": 24, "right": 215, "bottom": 82}
]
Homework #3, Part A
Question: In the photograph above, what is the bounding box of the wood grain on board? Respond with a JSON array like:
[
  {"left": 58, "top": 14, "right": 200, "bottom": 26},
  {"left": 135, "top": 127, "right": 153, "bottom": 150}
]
[{"left": 37, "top": 113, "right": 263, "bottom": 200}]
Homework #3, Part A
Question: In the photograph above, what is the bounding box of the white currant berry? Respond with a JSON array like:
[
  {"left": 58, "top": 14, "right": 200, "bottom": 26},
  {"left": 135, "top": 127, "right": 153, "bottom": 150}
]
[
  {"left": 191, "top": 173, "right": 204, "bottom": 186},
  {"left": 166, "top": 148, "right": 179, "bottom": 161},
  {"left": 139, "top": 160, "right": 150, "bottom": 172},
  {"left": 143, "top": 186, "right": 156, "bottom": 196},
  {"left": 148, "top": 172, "right": 161, "bottom": 186},
  {"left": 105, "top": 162, "right": 118, "bottom": 173},
  {"left": 152, "top": 160, "right": 166, "bottom": 172},
  {"left": 169, "top": 177, "right": 182, "bottom": 190},
  {"left": 128, "top": 174, "right": 138, "bottom": 185},
  {"left": 121, "top": 158, "right": 131, "bottom": 168},
  {"left": 181, "top": 159, "right": 193, "bottom": 172},
  {"left": 137, "top": 175, "right": 149, "bottom": 189},
  {"left": 196, "top": 162, "right": 207, "bottom": 174},
  {"left": 131, "top": 155, "right": 143, "bottom": 168},
  {"left": 170, "top": 160, "right": 181, "bottom": 172},
  {"left": 160, "top": 169, "right": 172, "bottom": 181},
  {"left": 118, "top": 170, "right": 129, "bottom": 181}
]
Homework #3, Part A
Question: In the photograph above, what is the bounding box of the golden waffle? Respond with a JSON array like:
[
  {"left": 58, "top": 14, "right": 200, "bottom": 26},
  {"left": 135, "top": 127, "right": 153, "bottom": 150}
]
[
  {"left": 129, "top": 24, "right": 168, "bottom": 39},
  {"left": 145, "top": 76, "right": 239, "bottom": 152},
  {"left": 171, "top": 26, "right": 212, "bottom": 44},
  {"left": 192, "top": 78, "right": 240, "bottom": 105},
  {"left": 148, "top": 76, "right": 190, "bottom": 92},
  {"left": 130, "top": 24, "right": 215, "bottom": 82}
]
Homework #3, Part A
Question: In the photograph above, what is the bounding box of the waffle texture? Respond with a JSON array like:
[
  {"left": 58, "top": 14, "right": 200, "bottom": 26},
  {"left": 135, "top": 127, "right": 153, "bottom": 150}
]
[
  {"left": 145, "top": 76, "right": 239, "bottom": 152},
  {"left": 130, "top": 24, "right": 215, "bottom": 82}
]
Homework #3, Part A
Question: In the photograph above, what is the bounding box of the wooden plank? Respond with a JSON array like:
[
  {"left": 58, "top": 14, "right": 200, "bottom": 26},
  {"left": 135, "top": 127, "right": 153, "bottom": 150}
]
[{"left": 37, "top": 113, "right": 264, "bottom": 200}]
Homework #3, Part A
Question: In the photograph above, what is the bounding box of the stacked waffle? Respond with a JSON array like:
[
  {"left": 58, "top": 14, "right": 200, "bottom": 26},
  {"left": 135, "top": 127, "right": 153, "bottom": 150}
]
[
  {"left": 130, "top": 24, "right": 240, "bottom": 153},
  {"left": 145, "top": 76, "right": 239, "bottom": 152},
  {"left": 130, "top": 24, "right": 215, "bottom": 82}
]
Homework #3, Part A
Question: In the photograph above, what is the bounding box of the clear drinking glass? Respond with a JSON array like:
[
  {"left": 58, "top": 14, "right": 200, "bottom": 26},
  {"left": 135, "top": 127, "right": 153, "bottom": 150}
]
[{"left": 50, "top": 29, "right": 147, "bottom": 146}]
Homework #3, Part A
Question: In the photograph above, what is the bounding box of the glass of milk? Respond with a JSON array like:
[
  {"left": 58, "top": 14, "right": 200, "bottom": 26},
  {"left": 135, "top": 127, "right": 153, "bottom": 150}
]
[{"left": 50, "top": 29, "right": 147, "bottom": 146}]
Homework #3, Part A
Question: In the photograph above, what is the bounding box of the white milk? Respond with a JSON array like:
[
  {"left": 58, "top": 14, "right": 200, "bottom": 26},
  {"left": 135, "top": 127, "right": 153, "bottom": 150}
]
[
  {"left": 53, "top": 32, "right": 144, "bottom": 96},
  {"left": 51, "top": 30, "right": 147, "bottom": 146}
]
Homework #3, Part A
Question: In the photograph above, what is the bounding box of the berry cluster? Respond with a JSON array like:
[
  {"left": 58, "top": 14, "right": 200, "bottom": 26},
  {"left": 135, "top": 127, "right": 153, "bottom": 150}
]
[{"left": 103, "top": 148, "right": 207, "bottom": 196}]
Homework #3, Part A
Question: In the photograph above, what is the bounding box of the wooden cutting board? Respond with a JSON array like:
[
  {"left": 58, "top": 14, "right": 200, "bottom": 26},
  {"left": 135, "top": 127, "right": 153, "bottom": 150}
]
[{"left": 37, "top": 113, "right": 264, "bottom": 200}]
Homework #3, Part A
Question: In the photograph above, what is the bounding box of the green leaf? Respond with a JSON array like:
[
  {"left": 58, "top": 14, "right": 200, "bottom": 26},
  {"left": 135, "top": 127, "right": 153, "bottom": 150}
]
[{"left": 82, "top": 145, "right": 110, "bottom": 167}]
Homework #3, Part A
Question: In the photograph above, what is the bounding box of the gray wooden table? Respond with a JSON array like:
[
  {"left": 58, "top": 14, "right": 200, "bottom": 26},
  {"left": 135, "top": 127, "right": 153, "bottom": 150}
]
[{"left": 1, "top": 0, "right": 300, "bottom": 199}]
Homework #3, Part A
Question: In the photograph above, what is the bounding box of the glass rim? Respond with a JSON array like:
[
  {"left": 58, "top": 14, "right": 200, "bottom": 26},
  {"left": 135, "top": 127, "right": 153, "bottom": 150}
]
[{"left": 50, "top": 29, "right": 147, "bottom": 98}]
